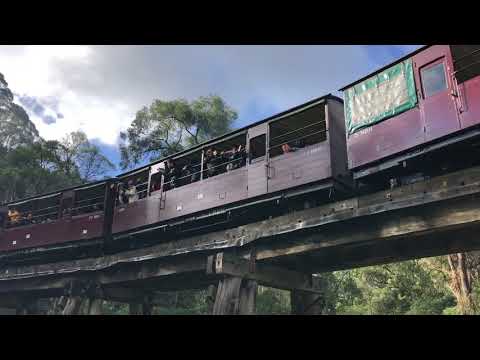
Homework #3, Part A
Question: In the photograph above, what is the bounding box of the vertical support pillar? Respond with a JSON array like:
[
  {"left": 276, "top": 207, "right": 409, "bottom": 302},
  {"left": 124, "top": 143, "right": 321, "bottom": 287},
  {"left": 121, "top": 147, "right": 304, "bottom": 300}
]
[
  {"left": 62, "top": 296, "right": 83, "bottom": 315},
  {"left": 15, "top": 297, "right": 40, "bottom": 315},
  {"left": 206, "top": 284, "right": 218, "bottom": 314},
  {"left": 212, "top": 277, "right": 257, "bottom": 315},
  {"left": 291, "top": 276, "right": 323, "bottom": 315},
  {"left": 129, "top": 303, "right": 143, "bottom": 315},
  {"left": 88, "top": 299, "right": 104, "bottom": 315},
  {"left": 142, "top": 296, "right": 152, "bottom": 315},
  {"left": 238, "top": 280, "right": 257, "bottom": 315}
]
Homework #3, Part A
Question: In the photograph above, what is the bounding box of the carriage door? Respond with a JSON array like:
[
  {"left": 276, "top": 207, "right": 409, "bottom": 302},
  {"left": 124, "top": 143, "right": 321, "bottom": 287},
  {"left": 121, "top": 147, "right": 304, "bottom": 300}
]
[
  {"left": 247, "top": 124, "right": 268, "bottom": 198},
  {"left": 60, "top": 190, "right": 74, "bottom": 219},
  {"left": 414, "top": 45, "right": 460, "bottom": 142},
  {"left": 149, "top": 162, "right": 165, "bottom": 209},
  {"left": 0, "top": 206, "right": 7, "bottom": 229}
]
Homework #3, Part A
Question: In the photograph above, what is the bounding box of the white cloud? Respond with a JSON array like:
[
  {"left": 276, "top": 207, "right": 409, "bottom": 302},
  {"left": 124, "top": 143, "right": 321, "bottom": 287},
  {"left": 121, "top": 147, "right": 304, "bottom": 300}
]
[
  {"left": 0, "top": 45, "right": 421, "bottom": 147},
  {"left": 0, "top": 45, "right": 133, "bottom": 145}
]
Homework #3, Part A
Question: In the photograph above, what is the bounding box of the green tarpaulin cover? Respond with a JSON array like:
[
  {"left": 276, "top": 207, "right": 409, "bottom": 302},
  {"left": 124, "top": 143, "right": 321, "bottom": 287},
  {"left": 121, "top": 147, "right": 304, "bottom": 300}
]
[{"left": 344, "top": 59, "right": 418, "bottom": 135}]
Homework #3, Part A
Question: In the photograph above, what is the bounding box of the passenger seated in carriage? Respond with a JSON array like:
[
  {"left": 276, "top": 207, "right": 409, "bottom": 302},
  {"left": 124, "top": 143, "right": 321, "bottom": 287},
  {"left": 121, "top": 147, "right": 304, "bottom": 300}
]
[
  {"left": 150, "top": 177, "right": 162, "bottom": 193},
  {"left": 211, "top": 149, "right": 223, "bottom": 174},
  {"left": 282, "top": 139, "right": 306, "bottom": 154},
  {"left": 224, "top": 145, "right": 240, "bottom": 172},
  {"left": 63, "top": 207, "right": 72, "bottom": 217},
  {"left": 125, "top": 180, "right": 138, "bottom": 204},
  {"left": 26, "top": 212, "right": 34, "bottom": 225},
  {"left": 180, "top": 162, "right": 192, "bottom": 186},
  {"left": 204, "top": 148, "right": 216, "bottom": 178},
  {"left": 282, "top": 139, "right": 305, "bottom": 154},
  {"left": 180, "top": 160, "right": 199, "bottom": 186},
  {"left": 117, "top": 182, "right": 129, "bottom": 205},
  {"left": 238, "top": 145, "right": 247, "bottom": 166},
  {"left": 8, "top": 208, "right": 21, "bottom": 226},
  {"left": 166, "top": 158, "right": 181, "bottom": 190}
]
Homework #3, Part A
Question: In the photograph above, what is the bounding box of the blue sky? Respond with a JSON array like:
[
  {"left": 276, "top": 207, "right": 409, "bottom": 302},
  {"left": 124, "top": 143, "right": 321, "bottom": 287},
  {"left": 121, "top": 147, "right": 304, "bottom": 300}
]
[{"left": 0, "top": 45, "right": 422, "bottom": 177}]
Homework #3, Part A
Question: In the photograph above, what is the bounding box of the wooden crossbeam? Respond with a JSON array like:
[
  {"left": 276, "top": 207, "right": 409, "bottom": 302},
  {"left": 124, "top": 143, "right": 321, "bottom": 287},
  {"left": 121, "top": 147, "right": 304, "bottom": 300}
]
[
  {"left": 207, "top": 252, "right": 321, "bottom": 294},
  {"left": 2, "top": 165, "right": 480, "bottom": 297}
]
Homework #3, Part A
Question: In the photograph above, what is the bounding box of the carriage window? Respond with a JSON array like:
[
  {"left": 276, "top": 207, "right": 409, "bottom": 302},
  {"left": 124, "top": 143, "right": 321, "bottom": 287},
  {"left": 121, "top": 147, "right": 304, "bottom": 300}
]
[
  {"left": 72, "top": 184, "right": 105, "bottom": 215},
  {"left": 249, "top": 134, "right": 266, "bottom": 163},
  {"left": 149, "top": 163, "right": 164, "bottom": 195},
  {"left": 116, "top": 169, "right": 149, "bottom": 206},
  {"left": 161, "top": 150, "right": 203, "bottom": 192},
  {"left": 450, "top": 45, "right": 480, "bottom": 84},
  {"left": 421, "top": 62, "right": 447, "bottom": 98},
  {"left": 35, "top": 195, "right": 61, "bottom": 223},
  {"left": 201, "top": 134, "right": 247, "bottom": 181},
  {"left": 6, "top": 194, "right": 61, "bottom": 227},
  {"left": 269, "top": 104, "right": 326, "bottom": 158}
]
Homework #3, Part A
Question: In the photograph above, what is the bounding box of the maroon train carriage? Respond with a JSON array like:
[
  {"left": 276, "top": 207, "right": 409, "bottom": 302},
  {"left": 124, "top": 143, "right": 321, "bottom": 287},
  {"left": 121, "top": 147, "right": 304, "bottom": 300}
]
[
  {"left": 0, "top": 179, "right": 115, "bottom": 258},
  {"left": 341, "top": 45, "right": 480, "bottom": 189},
  {"left": 111, "top": 94, "right": 352, "bottom": 241}
]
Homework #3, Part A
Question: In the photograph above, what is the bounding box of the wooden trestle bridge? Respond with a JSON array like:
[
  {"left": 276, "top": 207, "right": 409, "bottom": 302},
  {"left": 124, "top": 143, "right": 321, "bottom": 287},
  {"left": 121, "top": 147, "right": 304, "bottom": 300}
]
[{"left": 2, "top": 165, "right": 480, "bottom": 315}]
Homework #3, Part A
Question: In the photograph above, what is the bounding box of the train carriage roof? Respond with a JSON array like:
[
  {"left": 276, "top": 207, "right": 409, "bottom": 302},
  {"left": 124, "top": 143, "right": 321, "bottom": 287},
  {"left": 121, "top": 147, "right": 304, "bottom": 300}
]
[
  {"left": 1, "top": 178, "right": 112, "bottom": 207},
  {"left": 339, "top": 45, "right": 430, "bottom": 91}
]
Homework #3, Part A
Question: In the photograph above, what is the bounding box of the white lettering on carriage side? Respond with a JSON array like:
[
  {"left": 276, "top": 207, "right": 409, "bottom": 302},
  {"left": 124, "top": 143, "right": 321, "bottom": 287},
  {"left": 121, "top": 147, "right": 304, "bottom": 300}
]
[
  {"left": 352, "top": 127, "right": 373, "bottom": 138},
  {"left": 82, "top": 229, "right": 88, "bottom": 234},
  {"left": 12, "top": 241, "right": 16, "bottom": 245},
  {"left": 26, "top": 234, "right": 30, "bottom": 239}
]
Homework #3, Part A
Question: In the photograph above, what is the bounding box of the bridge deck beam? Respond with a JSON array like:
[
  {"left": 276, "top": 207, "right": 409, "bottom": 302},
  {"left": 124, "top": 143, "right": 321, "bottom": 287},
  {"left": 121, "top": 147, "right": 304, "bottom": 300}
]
[{"left": 3, "top": 165, "right": 480, "bottom": 312}]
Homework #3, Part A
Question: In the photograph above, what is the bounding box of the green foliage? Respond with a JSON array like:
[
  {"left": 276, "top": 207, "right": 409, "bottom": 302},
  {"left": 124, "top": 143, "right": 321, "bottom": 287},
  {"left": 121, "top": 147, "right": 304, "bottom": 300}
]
[
  {"left": 0, "top": 73, "right": 114, "bottom": 204},
  {"left": 334, "top": 261, "right": 455, "bottom": 315},
  {"left": 119, "top": 95, "right": 237, "bottom": 169},
  {"left": 102, "top": 302, "right": 130, "bottom": 315},
  {"left": 256, "top": 287, "right": 291, "bottom": 315},
  {"left": 0, "top": 73, "right": 40, "bottom": 149}
]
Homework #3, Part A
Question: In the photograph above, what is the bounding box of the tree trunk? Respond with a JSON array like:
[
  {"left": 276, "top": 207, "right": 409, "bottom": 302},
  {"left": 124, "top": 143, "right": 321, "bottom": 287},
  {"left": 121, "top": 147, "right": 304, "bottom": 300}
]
[{"left": 447, "top": 253, "right": 476, "bottom": 315}]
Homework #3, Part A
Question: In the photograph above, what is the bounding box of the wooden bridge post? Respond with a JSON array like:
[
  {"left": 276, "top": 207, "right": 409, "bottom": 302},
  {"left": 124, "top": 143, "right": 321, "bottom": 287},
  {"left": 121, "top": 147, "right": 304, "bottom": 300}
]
[
  {"left": 212, "top": 277, "right": 257, "bottom": 315},
  {"left": 61, "top": 280, "right": 101, "bottom": 315},
  {"left": 291, "top": 276, "right": 323, "bottom": 315},
  {"left": 129, "top": 295, "right": 153, "bottom": 315},
  {"left": 62, "top": 296, "right": 83, "bottom": 315},
  {"left": 15, "top": 297, "right": 41, "bottom": 315},
  {"left": 206, "top": 284, "right": 218, "bottom": 314},
  {"left": 129, "top": 302, "right": 143, "bottom": 315},
  {"left": 88, "top": 299, "right": 104, "bottom": 315}
]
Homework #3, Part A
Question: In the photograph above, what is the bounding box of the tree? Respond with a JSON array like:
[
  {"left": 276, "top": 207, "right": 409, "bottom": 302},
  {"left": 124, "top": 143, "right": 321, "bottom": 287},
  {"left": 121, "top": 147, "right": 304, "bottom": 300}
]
[
  {"left": 421, "top": 253, "right": 480, "bottom": 315},
  {"left": 0, "top": 72, "right": 40, "bottom": 149},
  {"left": 0, "top": 72, "right": 114, "bottom": 203},
  {"left": 119, "top": 95, "right": 237, "bottom": 169},
  {"left": 48, "top": 131, "right": 115, "bottom": 182},
  {"left": 331, "top": 261, "right": 455, "bottom": 315}
]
